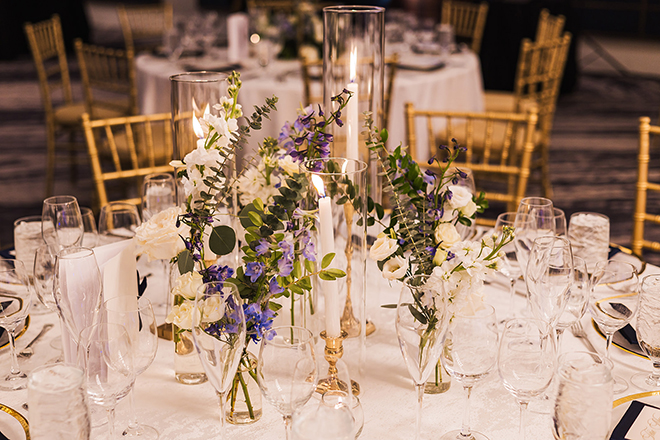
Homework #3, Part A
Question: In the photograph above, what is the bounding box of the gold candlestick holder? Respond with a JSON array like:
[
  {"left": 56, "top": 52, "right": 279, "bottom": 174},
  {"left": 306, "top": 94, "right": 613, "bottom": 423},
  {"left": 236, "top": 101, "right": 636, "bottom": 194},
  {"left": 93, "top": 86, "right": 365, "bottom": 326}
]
[{"left": 316, "top": 330, "right": 360, "bottom": 396}]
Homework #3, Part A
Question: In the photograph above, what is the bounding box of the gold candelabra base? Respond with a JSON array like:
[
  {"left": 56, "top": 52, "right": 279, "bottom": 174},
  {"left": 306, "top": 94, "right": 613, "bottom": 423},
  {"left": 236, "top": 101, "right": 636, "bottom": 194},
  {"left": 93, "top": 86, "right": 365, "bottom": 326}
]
[{"left": 316, "top": 330, "right": 360, "bottom": 396}]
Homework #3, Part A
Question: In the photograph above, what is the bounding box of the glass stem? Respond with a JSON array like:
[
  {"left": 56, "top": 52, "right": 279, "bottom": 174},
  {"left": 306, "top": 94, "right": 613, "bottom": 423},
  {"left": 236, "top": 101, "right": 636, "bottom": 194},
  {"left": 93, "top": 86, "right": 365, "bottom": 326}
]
[
  {"left": 651, "top": 360, "right": 660, "bottom": 384},
  {"left": 555, "top": 328, "right": 565, "bottom": 354},
  {"left": 107, "top": 404, "right": 117, "bottom": 439},
  {"left": 518, "top": 400, "right": 529, "bottom": 440},
  {"left": 415, "top": 383, "right": 424, "bottom": 440},
  {"left": 284, "top": 414, "right": 292, "bottom": 440},
  {"left": 605, "top": 332, "right": 614, "bottom": 358},
  {"left": 460, "top": 384, "right": 473, "bottom": 438},
  {"left": 7, "top": 329, "right": 21, "bottom": 376},
  {"left": 218, "top": 392, "right": 227, "bottom": 440},
  {"left": 125, "top": 385, "right": 139, "bottom": 433},
  {"left": 509, "top": 277, "right": 516, "bottom": 315}
]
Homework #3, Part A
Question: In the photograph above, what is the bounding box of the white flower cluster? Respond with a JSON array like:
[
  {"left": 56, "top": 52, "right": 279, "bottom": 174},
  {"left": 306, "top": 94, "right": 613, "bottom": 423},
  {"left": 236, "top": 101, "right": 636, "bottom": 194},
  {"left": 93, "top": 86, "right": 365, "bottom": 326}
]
[
  {"left": 165, "top": 271, "right": 229, "bottom": 330},
  {"left": 236, "top": 150, "right": 300, "bottom": 207},
  {"left": 134, "top": 207, "right": 186, "bottom": 261}
]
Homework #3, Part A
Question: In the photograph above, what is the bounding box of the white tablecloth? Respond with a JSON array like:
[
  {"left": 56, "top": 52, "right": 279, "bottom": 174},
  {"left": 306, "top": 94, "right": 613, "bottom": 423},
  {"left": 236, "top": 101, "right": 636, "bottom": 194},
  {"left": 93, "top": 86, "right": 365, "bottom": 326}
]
[
  {"left": 135, "top": 51, "right": 484, "bottom": 153},
  {"left": 1, "top": 255, "right": 656, "bottom": 439}
]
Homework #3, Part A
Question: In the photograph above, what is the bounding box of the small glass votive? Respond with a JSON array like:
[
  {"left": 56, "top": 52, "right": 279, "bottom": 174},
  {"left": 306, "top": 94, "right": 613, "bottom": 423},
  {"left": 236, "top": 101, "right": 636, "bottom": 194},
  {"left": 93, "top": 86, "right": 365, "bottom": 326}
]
[
  {"left": 28, "top": 364, "right": 91, "bottom": 440},
  {"left": 568, "top": 212, "right": 610, "bottom": 273}
]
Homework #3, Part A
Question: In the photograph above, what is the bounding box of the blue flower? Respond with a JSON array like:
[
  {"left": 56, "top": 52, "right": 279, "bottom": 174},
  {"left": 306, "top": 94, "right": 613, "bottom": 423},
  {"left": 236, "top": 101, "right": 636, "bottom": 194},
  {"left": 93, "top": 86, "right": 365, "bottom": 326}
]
[
  {"left": 422, "top": 170, "right": 435, "bottom": 185},
  {"left": 245, "top": 262, "right": 265, "bottom": 283},
  {"left": 278, "top": 238, "right": 294, "bottom": 260},
  {"left": 278, "top": 259, "right": 294, "bottom": 277},
  {"left": 244, "top": 303, "right": 276, "bottom": 344},
  {"left": 269, "top": 277, "right": 284, "bottom": 295},
  {"left": 199, "top": 264, "right": 235, "bottom": 284},
  {"left": 255, "top": 239, "right": 270, "bottom": 256}
]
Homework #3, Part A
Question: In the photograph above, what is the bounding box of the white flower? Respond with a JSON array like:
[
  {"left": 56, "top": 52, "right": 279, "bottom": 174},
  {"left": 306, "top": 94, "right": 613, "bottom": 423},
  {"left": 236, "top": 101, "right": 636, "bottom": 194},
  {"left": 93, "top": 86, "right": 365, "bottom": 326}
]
[
  {"left": 166, "top": 301, "right": 198, "bottom": 331},
  {"left": 278, "top": 155, "right": 300, "bottom": 175},
  {"left": 434, "top": 223, "right": 461, "bottom": 249},
  {"left": 134, "top": 207, "right": 186, "bottom": 261},
  {"left": 382, "top": 255, "right": 408, "bottom": 280},
  {"left": 433, "top": 248, "right": 448, "bottom": 266},
  {"left": 236, "top": 166, "right": 280, "bottom": 206},
  {"left": 172, "top": 271, "right": 204, "bottom": 301},
  {"left": 460, "top": 200, "right": 478, "bottom": 217},
  {"left": 180, "top": 145, "right": 226, "bottom": 202},
  {"left": 201, "top": 296, "right": 226, "bottom": 323},
  {"left": 369, "top": 233, "right": 398, "bottom": 261},
  {"left": 447, "top": 186, "right": 473, "bottom": 210}
]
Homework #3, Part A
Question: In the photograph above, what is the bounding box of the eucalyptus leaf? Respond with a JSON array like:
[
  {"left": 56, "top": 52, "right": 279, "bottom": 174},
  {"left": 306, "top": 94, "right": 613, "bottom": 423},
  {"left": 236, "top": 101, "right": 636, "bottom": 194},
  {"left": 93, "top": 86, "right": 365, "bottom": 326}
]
[
  {"left": 177, "top": 250, "right": 194, "bottom": 274},
  {"left": 321, "top": 253, "right": 335, "bottom": 269},
  {"left": 209, "top": 225, "right": 236, "bottom": 256}
]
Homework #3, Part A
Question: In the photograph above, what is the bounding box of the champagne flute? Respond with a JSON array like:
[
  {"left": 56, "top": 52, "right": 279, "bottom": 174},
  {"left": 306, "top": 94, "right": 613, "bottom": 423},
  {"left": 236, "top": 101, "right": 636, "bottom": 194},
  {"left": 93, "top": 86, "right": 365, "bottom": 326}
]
[
  {"left": 498, "top": 318, "right": 556, "bottom": 440},
  {"left": 631, "top": 274, "right": 660, "bottom": 390},
  {"left": 588, "top": 260, "right": 639, "bottom": 394},
  {"left": 54, "top": 247, "right": 103, "bottom": 363},
  {"left": 258, "top": 326, "right": 317, "bottom": 440},
  {"left": 98, "top": 202, "right": 142, "bottom": 244},
  {"left": 440, "top": 304, "right": 498, "bottom": 440},
  {"left": 495, "top": 212, "right": 530, "bottom": 315},
  {"left": 192, "top": 282, "right": 246, "bottom": 440},
  {"left": 101, "top": 296, "right": 159, "bottom": 439},
  {"left": 554, "top": 256, "right": 589, "bottom": 353},
  {"left": 396, "top": 275, "right": 450, "bottom": 440},
  {"left": 0, "top": 260, "right": 32, "bottom": 391},
  {"left": 142, "top": 173, "right": 176, "bottom": 221},
  {"left": 33, "top": 244, "right": 63, "bottom": 353},
  {"left": 42, "top": 195, "right": 84, "bottom": 251},
  {"left": 513, "top": 207, "right": 555, "bottom": 283},
  {"left": 80, "top": 207, "right": 99, "bottom": 248},
  {"left": 78, "top": 323, "right": 134, "bottom": 440}
]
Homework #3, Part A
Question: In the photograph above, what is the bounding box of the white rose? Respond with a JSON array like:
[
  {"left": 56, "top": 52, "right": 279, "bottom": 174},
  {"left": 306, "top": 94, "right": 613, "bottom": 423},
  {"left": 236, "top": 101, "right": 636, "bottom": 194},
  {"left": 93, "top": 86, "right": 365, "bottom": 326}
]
[
  {"left": 460, "top": 200, "right": 478, "bottom": 217},
  {"left": 447, "top": 185, "right": 473, "bottom": 210},
  {"left": 382, "top": 255, "right": 408, "bottom": 280},
  {"left": 201, "top": 296, "right": 226, "bottom": 323},
  {"left": 278, "top": 155, "right": 300, "bottom": 176},
  {"left": 434, "top": 223, "right": 461, "bottom": 249},
  {"left": 433, "top": 248, "right": 448, "bottom": 266},
  {"left": 172, "top": 271, "right": 204, "bottom": 301},
  {"left": 369, "top": 233, "right": 398, "bottom": 261},
  {"left": 166, "top": 301, "right": 198, "bottom": 330},
  {"left": 134, "top": 207, "right": 186, "bottom": 261}
]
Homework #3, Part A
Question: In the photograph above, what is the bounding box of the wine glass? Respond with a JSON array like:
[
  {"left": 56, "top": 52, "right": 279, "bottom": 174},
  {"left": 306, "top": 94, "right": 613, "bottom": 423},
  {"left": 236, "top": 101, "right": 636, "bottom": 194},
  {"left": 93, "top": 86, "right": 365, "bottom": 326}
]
[
  {"left": 98, "top": 202, "right": 142, "bottom": 244},
  {"left": 54, "top": 247, "right": 103, "bottom": 364},
  {"left": 440, "top": 304, "right": 498, "bottom": 440},
  {"left": 191, "top": 282, "right": 246, "bottom": 440},
  {"left": 554, "top": 256, "right": 589, "bottom": 353},
  {"left": 516, "top": 197, "right": 553, "bottom": 218},
  {"left": 80, "top": 207, "right": 99, "bottom": 248},
  {"left": 525, "top": 235, "right": 573, "bottom": 331},
  {"left": 142, "top": 173, "right": 176, "bottom": 221},
  {"left": 396, "top": 275, "right": 450, "bottom": 440},
  {"left": 101, "top": 296, "right": 159, "bottom": 439},
  {"left": 33, "top": 244, "right": 63, "bottom": 353},
  {"left": 0, "top": 260, "right": 32, "bottom": 390},
  {"left": 77, "top": 323, "right": 134, "bottom": 440},
  {"left": 42, "top": 195, "right": 84, "bottom": 251},
  {"left": 257, "top": 325, "right": 317, "bottom": 440},
  {"left": 513, "top": 208, "right": 555, "bottom": 283},
  {"left": 631, "top": 274, "right": 660, "bottom": 390},
  {"left": 588, "top": 260, "right": 639, "bottom": 394},
  {"left": 495, "top": 212, "right": 530, "bottom": 315},
  {"left": 552, "top": 208, "right": 567, "bottom": 237},
  {"left": 498, "top": 318, "right": 556, "bottom": 440}
]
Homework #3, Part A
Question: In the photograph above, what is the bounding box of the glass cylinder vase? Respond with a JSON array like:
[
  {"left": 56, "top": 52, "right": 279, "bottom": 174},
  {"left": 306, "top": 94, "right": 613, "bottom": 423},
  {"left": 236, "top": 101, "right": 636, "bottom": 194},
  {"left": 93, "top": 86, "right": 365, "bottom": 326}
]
[
  {"left": 302, "top": 158, "right": 367, "bottom": 381},
  {"left": 323, "top": 6, "right": 384, "bottom": 203},
  {"left": 172, "top": 291, "right": 207, "bottom": 385},
  {"left": 225, "top": 351, "right": 262, "bottom": 424}
]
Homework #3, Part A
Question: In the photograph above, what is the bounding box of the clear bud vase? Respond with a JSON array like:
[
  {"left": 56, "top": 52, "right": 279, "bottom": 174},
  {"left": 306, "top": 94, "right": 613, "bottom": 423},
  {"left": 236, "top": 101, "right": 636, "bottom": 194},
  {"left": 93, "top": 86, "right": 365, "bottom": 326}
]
[
  {"left": 172, "top": 290, "right": 207, "bottom": 385},
  {"left": 425, "top": 360, "right": 451, "bottom": 394},
  {"left": 225, "top": 351, "right": 262, "bottom": 424}
]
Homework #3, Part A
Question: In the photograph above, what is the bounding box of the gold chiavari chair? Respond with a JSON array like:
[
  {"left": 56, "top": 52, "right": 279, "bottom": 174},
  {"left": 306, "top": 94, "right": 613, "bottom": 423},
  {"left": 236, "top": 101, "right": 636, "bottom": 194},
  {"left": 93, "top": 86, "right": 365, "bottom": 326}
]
[
  {"left": 440, "top": 0, "right": 489, "bottom": 55},
  {"left": 24, "top": 14, "right": 87, "bottom": 197},
  {"left": 82, "top": 112, "right": 173, "bottom": 209},
  {"left": 632, "top": 117, "right": 660, "bottom": 255},
  {"left": 301, "top": 54, "right": 399, "bottom": 133},
  {"left": 117, "top": 4, "right": 173, "bottom": 53},
  {"left": 405, "top": 104, "right": 539, "bottom": 225},
  {"left": 74, "top": 39, "right": 138, "bottom": 121},
  {"left": 535, "top": 8, "right": 565, "bottom": 43},
  {"left": 483, "top": 33, "right": 572, "bottom": 199}
]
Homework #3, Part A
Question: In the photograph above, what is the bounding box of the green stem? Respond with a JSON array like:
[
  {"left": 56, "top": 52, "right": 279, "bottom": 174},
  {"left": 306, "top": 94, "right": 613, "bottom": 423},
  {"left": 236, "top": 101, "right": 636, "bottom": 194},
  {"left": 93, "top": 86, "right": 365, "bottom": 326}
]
[
  {"left": 237, "top": 371, "right": 255, "bottom": 420},
  {"left": 290, "top": 291, "right": 296, "bottom": 327}
]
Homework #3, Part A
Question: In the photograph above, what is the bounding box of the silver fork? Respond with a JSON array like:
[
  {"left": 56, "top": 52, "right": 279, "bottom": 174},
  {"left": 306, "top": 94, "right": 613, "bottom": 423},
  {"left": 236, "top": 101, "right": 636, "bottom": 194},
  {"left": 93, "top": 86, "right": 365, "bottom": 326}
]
[{"left": 570, "top": 321, "right": 600, "bottom": 354}]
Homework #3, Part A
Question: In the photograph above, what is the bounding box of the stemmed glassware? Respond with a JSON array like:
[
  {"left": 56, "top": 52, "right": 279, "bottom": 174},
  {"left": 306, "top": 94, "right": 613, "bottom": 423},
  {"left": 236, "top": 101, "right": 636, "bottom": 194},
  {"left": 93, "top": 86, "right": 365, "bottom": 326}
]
[
  {"left": 514, "top": 198, "right": 555, "bottom": 282},
  {"left": 440, "top": 305, "right": 498, "bottom": 440},
  {"left": 0, "top": 260, "right": 32, "bottom": 390},
  {"left": 33, "top": 244, "right": 63, "bottom": 353},
  {"left": 396, "top": 275, "right": 450, "bottom": 440},
  {"left": 54, "top": 247, "right": 104, "bottom": 363},
  {"left": 588, "top": 260, "right": 639, "bottom": 393},
  {"left": 78, "top": 323, "right": 134, "bottom": 440},
  {"left": 98, "top": 202, "right": 142, "bottom": 244},
  {"left": 142, "top": 173, "right": 176, "bottom": 221},
  {"left": 498, "top": 318, "right": 556, "bottom": 440},
  {"left": 495, "top": 212, "right": 530, "bottom": 315},
  {"left": 631, "top": 274, "right": 660, "bottom": 390},
  {"left": 101, "top": 296, "right": 159, "bottom": 439},
  {"left": 80, "top": 207, "right": 99, "bottom": 248},
  {"left": 42, "top": 195, "right": 84, "bottom": 251},
  {"left": 552, "top": 208, "right": 567, "bottom": 237},
  {"left": 257, "top": 326, "right": 317, "bottom": 440},
  {"left": 191, "top": 282, "right": 246, "bottom": 440},
  {"left": 554, "top": 256, "right": 589, "bottom": 352}
]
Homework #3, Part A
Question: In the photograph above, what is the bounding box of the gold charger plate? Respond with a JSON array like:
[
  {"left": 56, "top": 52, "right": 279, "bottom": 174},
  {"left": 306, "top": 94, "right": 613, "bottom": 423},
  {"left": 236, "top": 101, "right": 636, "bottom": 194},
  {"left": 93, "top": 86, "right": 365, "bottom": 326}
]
[
  {"left": 0, "top": 316, "right": 30, "bottom": 350},
  {"left": 0, "top": 403, "right": 29, "bottom": 439},
  {"left": 609, "top": 243, "right": 646, "bottom": 275},
  {"left": 591, "top": 318, "right": 647, "bottom": 359}
]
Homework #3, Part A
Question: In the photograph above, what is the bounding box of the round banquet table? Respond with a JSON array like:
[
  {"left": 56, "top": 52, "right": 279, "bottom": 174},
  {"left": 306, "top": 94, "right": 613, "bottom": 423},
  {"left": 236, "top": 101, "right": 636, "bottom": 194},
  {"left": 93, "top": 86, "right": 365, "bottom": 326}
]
[
  {"left": 135, "top": 50, "right": 485, "bottom": 153},
  {"left": 0, "top": 237, "right": 656, "bottom": 439}
]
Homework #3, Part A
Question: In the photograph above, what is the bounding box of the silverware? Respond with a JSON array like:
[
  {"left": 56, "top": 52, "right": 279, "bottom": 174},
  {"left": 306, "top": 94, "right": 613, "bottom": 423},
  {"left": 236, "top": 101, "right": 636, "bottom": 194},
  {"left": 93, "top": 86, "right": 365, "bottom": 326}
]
[
  {"left": 18, "top": 323, "right": 54, "bottom": 358},
  {"left": 570, "top": 321, "right": 600, "bottom": 354}
]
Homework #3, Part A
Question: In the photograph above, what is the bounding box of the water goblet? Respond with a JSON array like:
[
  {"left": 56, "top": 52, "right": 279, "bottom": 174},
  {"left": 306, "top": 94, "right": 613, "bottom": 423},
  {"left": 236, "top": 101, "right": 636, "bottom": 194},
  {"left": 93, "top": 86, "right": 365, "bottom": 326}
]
[
  {"left": 98, "top": 202, "right": 141, "bottom": 244},
  {"left": 396, "top": 275, "right": 450, "bottom": 440},
  {"left": 42, "top": 195, "right": 84, "bottom": 251},
  {"left": 191, "top": 282, "right": 246, "bottom": 440},
  {"left": 631, "top": 274, "right": 660, "bottom": 390},
  {"left": 440, "top": 304, "right": 498, "bottom": 440},
  {"left": 498, "top": 318, "right": 556, "bottom": 440},
  {"left": 0, "top": 260, "right": 32, "bottom": 391},
  {"left": 588, "top": 260, "right": 639, "bottom": 393},
  {"left": 568, "top": 212, "right": 610, "bottom": 274},
  {"left": 257, "top": 326, "right": 317, "bottom": 440},
  {"left": 78, "top": 323, "right": 134, "bottom": 440},
  {"left": 142, "top": 173, "right": 176, "bottom": 221},
  {"left": 80, "top": 207, "right": 99, "bottom": 248},
  {"left": 554, "top": 256, "right": 589, "bottom": 353},
  {"left": 101, "top": 296, "right": 159, "bottom": 439},
  {"left": 14, "top": 215, "right": 50, "bottom": 315}
]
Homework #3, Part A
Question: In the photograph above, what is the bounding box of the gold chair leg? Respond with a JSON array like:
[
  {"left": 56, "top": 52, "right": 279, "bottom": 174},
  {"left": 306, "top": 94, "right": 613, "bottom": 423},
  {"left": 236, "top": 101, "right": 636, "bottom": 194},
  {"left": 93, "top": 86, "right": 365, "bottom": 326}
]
[
  {"left": 540, "top": 141, "right": 554, "bottom": 199},
  {"left": 45, "top": 122, "right": 56, "bottom": 197}
]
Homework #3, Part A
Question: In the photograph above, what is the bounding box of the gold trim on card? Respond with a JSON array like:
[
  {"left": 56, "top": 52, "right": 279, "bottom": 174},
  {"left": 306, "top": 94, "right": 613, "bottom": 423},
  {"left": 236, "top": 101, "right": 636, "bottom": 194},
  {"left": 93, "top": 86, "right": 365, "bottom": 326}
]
[
  {"left": 0, "top": 403, "right": 30, "bottom": 439},
  {"left": 613, "top": 390, "right": 660, "bottom": 408}
]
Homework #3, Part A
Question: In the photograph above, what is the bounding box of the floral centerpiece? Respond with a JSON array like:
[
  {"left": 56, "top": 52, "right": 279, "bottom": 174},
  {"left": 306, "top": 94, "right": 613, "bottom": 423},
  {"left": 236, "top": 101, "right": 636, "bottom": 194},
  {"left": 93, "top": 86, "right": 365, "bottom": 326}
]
[{"left": 135, "top": 72, "right": 351, "bottom": 423}]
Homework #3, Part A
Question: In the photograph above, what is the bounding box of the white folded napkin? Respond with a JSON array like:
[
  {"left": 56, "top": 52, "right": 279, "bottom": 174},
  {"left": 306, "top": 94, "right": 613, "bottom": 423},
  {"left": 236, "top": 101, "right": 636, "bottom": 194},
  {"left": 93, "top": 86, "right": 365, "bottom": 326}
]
[{"left": 227, "top": 13, "right": 249, "bottom": 64}]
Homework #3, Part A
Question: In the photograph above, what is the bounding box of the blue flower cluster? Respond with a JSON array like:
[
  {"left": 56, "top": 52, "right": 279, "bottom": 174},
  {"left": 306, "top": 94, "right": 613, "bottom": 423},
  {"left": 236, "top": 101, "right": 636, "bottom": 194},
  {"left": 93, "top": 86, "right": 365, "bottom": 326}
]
[{"left": 244, "top": 303, "right": 276, "bottom": 344}]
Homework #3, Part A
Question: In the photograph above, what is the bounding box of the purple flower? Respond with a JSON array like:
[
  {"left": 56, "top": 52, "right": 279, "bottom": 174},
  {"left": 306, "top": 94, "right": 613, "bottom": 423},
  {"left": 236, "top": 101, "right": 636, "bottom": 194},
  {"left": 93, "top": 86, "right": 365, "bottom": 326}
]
[
  {"left": 278, "top": 259, "right": 294, "bottom": 277},
  {"left": 422, "top": 170, "right": 435, "bottom": 185},
  {"left": 245, "top": 262, "right": 265, "bottom": 283},
  {"left": 199, "top": 264, "right": 235, "bottom": 284},
  {"left": 447, "top": 251, "right": 456, "bottom": 261},
  {"left": 269, "top": 277, "right": 284, "bottom": 295},
  {"left": 279, "top": 238, "right": 294, "bottom": 260},
  {"left": 425, "top": 246, "right": 437, "bottom": 256},
  {"left": 244, "top": 303, "right": 276, "bottom": 344},
  {"left": 255, "top": 239, "right": 270, "bottom": 256}
]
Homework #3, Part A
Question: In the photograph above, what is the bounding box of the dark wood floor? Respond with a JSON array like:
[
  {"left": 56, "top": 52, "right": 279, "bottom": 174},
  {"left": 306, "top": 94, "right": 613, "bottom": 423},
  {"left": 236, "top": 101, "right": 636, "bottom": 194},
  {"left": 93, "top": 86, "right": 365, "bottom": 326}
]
[{"left": 1, "top": 56, "right": 659, "bottom": 263}]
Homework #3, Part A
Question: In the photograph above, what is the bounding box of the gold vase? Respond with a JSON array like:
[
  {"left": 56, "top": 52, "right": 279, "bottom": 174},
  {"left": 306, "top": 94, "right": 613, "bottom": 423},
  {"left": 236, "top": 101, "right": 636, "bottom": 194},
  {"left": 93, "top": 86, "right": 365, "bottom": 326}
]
[{"left": 225, "top": 351, "right": 262, "bottom": 424}]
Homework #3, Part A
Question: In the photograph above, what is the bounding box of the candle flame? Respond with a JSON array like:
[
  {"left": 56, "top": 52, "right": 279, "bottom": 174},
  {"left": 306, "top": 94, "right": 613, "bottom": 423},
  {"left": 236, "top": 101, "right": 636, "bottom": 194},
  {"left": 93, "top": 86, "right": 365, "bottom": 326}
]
[
  {"left": 311, "top": 174, "right": 326, "bottom": 198},
  {"left": 350, "top": 46, "right": 357, "bottom": 82},
  {"left": 192, "top": 112, "right": 204, "bottom": 139}
]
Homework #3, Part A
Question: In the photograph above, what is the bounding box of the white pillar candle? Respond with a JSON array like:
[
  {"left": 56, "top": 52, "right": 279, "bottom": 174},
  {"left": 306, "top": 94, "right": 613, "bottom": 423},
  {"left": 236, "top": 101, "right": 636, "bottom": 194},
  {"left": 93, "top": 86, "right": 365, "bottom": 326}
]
[
  {"left": 346, "top": 47, "right": 359, "bottom": 168},
  {"left": 312, "top": 175, "right": 341, "bottom": 338}
]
